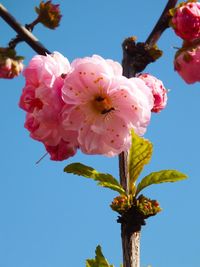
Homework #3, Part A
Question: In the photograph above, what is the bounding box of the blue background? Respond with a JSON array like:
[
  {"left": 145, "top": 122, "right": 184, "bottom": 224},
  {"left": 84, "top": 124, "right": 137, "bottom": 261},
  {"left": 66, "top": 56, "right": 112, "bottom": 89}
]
[{"left": 0, "top": 1, "right": 199, "bottom": 266}]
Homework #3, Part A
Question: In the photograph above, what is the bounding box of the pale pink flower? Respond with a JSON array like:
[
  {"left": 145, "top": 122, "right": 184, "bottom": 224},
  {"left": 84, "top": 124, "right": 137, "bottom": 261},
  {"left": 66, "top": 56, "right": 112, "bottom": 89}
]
[
  {"left": 19, "top": 52, "right": 78, "bottom": 161},
  {"left": 62, "top": 55, "right": 153, "bottom": 156},
  {"left": 171, "top": 1, "right": 200, "bottom": 41},
  {"left": 137, "top": 73, "right": 168, "bottom": 113},
  {"left": 174, "top": 41, "right": 200, "bottom": 84},
  {"left": 0, "top": 57, "right": 23, "bottom": 79},
  {"left": 21, "top": 51, "right": 69, "bottom": 90}
]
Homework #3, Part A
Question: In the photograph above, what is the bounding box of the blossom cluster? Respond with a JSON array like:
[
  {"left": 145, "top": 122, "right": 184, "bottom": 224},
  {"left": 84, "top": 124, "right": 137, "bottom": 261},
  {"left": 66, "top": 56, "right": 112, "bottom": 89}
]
[
  {"left": 19, "top": 52, "right": 167, "bottom": 161},
  {"left": 171, "top": 0, "right": 200, "bottom": 83}
]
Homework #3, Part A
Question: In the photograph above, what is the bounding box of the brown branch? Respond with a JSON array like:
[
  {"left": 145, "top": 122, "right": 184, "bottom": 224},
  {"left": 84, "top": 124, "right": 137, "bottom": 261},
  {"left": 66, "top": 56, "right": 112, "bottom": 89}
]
[
  {"left": 119, "top": 1, "right": 178, "bottom": 267},
  {"left": 121, "top": 0, "right": 178, "bottom": 78},
  {"left": 119, "top": 150, "right": 129, "bottom": 193},
  {"left": 0, "top": 4, "right": 50, "bottom": 55},
  {"left": 146, "top": 0, "right": 178, "bottom": 47}
]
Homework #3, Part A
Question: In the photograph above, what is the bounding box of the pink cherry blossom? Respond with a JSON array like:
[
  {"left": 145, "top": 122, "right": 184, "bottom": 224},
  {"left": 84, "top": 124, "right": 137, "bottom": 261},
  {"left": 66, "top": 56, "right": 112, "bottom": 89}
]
[
  {"left": 20, "top": 51, "right": 69, "bottom": 89},
  {"left": 62, "top": 55, "right": 153, "bottom": 156},
  {"left": 137, "top": 73, "right": 168, "bottom": 113},
  {"left": 174, "top": 41, "right": 200, "bottom": 84},
  {"left": 171, "top": 1, "right": 200, "bottom": 41},
  {"left": 19, "top": 52, "right": 78, "bottom": 161}
]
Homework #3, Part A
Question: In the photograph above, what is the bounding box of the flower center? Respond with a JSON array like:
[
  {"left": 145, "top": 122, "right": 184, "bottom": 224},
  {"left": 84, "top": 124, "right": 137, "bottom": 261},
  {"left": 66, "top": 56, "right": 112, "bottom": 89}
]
[{"left": 93, "top": 95, "right": 115, "bottom": 115}]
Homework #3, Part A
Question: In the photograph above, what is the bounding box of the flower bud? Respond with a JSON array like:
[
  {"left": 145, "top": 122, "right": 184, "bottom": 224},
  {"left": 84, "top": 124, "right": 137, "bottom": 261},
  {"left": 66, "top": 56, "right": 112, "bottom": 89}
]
[
  {"left": 110, "top": 195, "right": 133, "bottom": 214},
  {"left": 170, "top": 1, "right": 200, "bottom": 41},
  {"left": 0, "top": 48, "right": 23, "bottom": 79},
  {"left": 136, "top": 195, "right": 162, "bottom": 217},
  {"left": 137, "top": 73, "right": 168, "bottom": 113},
  {"left": 35, "top": 1, "right": 62, "bottom": 29},
  {"left": 174, "top": 40, "right": 200, "bottom": 84}
]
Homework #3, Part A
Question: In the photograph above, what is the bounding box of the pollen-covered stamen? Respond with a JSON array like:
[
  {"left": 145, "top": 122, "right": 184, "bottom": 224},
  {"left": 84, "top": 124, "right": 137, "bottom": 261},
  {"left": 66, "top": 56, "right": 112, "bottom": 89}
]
[{"left": 92, "top": 95, "right": 115, "bottom": 115}]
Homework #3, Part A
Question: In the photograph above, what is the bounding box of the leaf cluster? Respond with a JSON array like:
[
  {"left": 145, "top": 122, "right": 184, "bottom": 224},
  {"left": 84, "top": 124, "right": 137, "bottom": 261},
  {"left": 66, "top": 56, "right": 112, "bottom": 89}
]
[{"left": 64, "top": 130, "right": 187, "bottom": 199}]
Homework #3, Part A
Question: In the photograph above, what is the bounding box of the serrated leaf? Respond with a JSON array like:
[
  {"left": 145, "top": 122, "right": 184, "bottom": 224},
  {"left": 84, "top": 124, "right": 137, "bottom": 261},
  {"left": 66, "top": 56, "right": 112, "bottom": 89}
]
[
  {"left": 86, "top": 245, "right": 114, "bottom": 267},
  {"left": 128, "top": 130, "right": 153, "bottom": 190},
  {"left": 64, "top": 163, "right": 126, "bottom": 195},
  {"left": 136, "top": 170, "right": 188, "bottom": 196}
]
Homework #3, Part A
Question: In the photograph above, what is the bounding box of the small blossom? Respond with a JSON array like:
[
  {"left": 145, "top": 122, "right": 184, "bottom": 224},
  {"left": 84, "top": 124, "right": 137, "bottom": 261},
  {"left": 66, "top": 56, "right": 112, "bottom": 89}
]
[
  {"left": 35, "top": 1, "right": 62, "bottom": 29},
  {"left": 171, "top": 1, "right": 200, "bottom": 41},
  {"left": 62, "top": 55, "right": 153, "bottom": 156},
  {"left": 19, "top": 52, "right": 78, "bottom": 161},
  {"left": 0, "top": 48, "right": 23, "bottom": 79},
  {"left": 174, "top": 40, "right": 200, "bottom": 83},
  {"left": 137, "top": 73, "right": 168, "bottom": 113}
]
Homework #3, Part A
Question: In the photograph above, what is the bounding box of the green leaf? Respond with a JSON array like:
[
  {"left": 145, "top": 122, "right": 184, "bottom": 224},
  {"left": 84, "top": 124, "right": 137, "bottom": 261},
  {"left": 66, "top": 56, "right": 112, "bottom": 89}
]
[
  {"left": 86, "top": 245, "right": 114, "bottom": 267},
  {"left": 136, "top": 170, "right": 188, "bottom": 196},
  {"left": 128, "top": 130, "right": 153, "bottom": 190},
  {"left": 64, "top": 163, "right": 126, "bottom": 195}
]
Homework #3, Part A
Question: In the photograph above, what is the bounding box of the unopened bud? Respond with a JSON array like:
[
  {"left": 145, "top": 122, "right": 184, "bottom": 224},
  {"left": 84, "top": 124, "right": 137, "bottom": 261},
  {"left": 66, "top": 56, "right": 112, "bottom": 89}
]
[
  {"left": 136, "top": 195, "right": 162, "bottom": 217},
  {"left": 0, "top": 48, "right": 23, "bottom": 79},
  {"left": 170, "top": 0, "right": 200, "bottom": 41},
  {"left": 35, "top": 1, "right": 62, "bottom": 29},
  {"left": 174, "top": 39, "right": 200, "bottom": 84},
  {"left": 110, "top": 195, "right": 133, "bottom": 214}
]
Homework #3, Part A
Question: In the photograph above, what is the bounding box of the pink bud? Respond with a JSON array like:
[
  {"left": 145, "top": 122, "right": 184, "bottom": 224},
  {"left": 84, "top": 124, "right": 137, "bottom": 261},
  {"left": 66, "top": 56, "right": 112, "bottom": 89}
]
[
  {"left": 0, "top": 49, "right": 23, "bottom": 79},
  {"left": 137, "top": 73, "right": 168, "bottom": 113},
  {"left": 171, "top": 1, "right": 200, "bottom": 41},
  {"left": 174, "top": 41, "right": 200, "bottom": 84}
]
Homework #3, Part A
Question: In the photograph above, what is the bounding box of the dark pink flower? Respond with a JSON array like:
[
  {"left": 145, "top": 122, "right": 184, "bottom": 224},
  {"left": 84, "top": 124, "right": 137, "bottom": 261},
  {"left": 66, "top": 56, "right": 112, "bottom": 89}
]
[
  {"left": 45, "top": 137, "right": 77, "bottom": 161},
  {"left": 19, "top": 52, "right": 78, "bottom": 161},
  {"left": 171, "top": 1, "right": 200, "bottom": 41}
]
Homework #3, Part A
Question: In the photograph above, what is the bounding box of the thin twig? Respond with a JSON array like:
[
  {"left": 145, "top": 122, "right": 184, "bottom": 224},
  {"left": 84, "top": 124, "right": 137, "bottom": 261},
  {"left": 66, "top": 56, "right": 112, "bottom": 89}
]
[
  {"left": 145, "top": 0, "right": 178, "bottom": 47},
  {"left": 0, "top": 4, "right": 50, "bottom": 55}
]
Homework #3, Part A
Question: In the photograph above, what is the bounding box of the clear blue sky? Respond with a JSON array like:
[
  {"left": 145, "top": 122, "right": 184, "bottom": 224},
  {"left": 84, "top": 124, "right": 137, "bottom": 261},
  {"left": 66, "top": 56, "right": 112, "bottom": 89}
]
[{"left": 0, "top": 1, "right": 199, "bottom": 266}]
